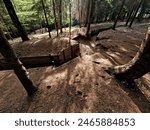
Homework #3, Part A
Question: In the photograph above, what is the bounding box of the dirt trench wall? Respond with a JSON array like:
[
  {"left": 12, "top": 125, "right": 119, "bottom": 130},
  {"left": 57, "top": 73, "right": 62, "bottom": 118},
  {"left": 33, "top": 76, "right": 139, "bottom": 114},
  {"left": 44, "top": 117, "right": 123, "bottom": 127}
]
[{"left": 0, "top": 43, "right": 80, "bottom": 70}]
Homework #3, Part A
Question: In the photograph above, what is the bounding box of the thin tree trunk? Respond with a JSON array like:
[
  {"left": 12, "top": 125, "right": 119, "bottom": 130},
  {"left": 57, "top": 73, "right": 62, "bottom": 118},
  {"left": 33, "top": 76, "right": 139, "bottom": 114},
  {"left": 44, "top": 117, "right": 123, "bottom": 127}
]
[
  {"left": 0, "top": 27, "right": 37, "bottom": 96},
  {"left": 125, "top": 2, "right": 137, "bottom": 26},
  {"left": 129, "top": 0, "right": 143, "bottom": 28},
  {"left": 86, "top": 0, "right": 93, "bottom": 37},
  {"left": 78, "top": 0, "right": 81, "bottom": 28},
  {"left": 112, "top": 26, "right": 150, "bottom": 81},
  {"left": 58, "top": 0, "right": 63, "bottom": 33},
  {"left": 3, "top": 0, "right": 29, "bottom": 41},
  {"left": 137, "top": 0, "right": 147, "bottom": 22},
  {"left": 69, "top": 0, "right": 71, "bottom": 44},
  {"left": 111, "top": 10, "right": 117, "bottom": 21},
  {"left": 84, "top": 0, "right": 90, "bottom": 27},
  {"left": 52, "top": 0, "right": 59, "bottom": 36},
  {"left": 113, "top": 0, "right": 126, "bottom": 30},
  {"left": 41, "top": 0, "right": 51, "bottom": 38},
  {"left": 80, "top": 1, "right": 83, "bottom": 27}
]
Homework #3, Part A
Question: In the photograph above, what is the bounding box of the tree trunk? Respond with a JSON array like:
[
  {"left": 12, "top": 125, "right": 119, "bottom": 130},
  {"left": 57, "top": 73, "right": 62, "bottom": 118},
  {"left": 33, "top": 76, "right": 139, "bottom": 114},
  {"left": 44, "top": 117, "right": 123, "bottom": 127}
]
[
  {"left": 0, "top": 27, "right": 37, "bottom": 96},
  {"left": 112, "top": 26, "right": 150, "bottom": 81},
  {"left": 137, "top": 0, "right": 147, "bottom": 22},
  {"left": 3, "top": 0, "right": 29, "bottom": 41},
  {"left": 84, "top": 0, "right": 90, "bottom": 27},
  {"left": 80, "top": 1, "right": 83, "bottom": 27},
  {"left": 85, "top": 0, "right": 93, "bottom": 37},
  {"left": 113, "top": 0, "right": 126, "bottom": 30},
  {"left": 58, "top": 0, "right": 63, "bottom": 33},
  {"left": 129, "top": 0, "right": 143, "bottom": 28},
  {"left": 69, "top": 0, "right": 71, "bottom": 44},
  {"left": 52, "top": 0, "right": 59, "bottom": 36},
  {"left": 41, "top": 0, "right": 51, "bottom": 38},
  {"left": 78, "top": 0, "right": 81, "bottom": 28},
  {"left": 125, "top": 2, "right": 137, "bottom": 26}
]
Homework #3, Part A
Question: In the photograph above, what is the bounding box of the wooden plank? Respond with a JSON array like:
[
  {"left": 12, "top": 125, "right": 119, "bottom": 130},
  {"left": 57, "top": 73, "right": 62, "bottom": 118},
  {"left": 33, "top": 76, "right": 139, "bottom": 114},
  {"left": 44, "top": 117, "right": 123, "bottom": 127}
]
[
  {"left": 49, "top": 55, "right": 59, "bottom": 66},
  {"left": 64, "top": 46, "right": 72, "bottom": 62},
  {"left": 72, "top": 44, "right": 80, "bottom": 58},
  {"left": 58, "top": 51, "right": 65, "bottom": 65},
  {"left": 0, "top": 56, "right": 55, "bottom": 70},
  {"left": 0, "top": 44, "right": 80, "bottom": 71}
]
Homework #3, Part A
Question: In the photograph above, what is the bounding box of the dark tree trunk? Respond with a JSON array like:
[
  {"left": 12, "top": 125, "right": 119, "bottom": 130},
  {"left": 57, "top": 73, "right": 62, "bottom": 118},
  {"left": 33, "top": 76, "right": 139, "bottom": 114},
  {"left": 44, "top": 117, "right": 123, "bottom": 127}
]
[
  {"left": 52, "top": 0, "right": 59, "bottom": 36},
  {"left": 58, "top": 0, "right": 63, "bottom": 33},
  {"left": 41, "top": 0, "right": 51, "bottom": 38},
  {"left": 129, "top": 0, "right": 143, "bottom": 28},
  {"left": 80, "top": 1, "right": 83, "bottom": 27},
  {"left": 0, "top": 27, "right": 37, "bottom": 96},
  {"left": 137, "top": 0, "right": 147, "bottom": 22},
  {"left": 125, "top": 2, "right": 137, "bottom": 26},
  {"left": 86, "top": 0, "right": 94, "bottom": 37},
  {"left": 0, "top": 12, "right": 12, "bottom": 40},
  {"left": 112, "top": 27, "right": 150, "bottom": 81},
  {"left": 78, "top": 0, "right": 81, "bottom": 28},
  {"left": 111, "top": 11, "right": 117, "bottom": 21},
  {"left": 3, "top": 0, "right": 29, "bottom": 41},
  {"left": 69, "top": 0, "right": 71, "bottom": 44},
  {"left": 113, "top": 0, "right": 126, "bottom": 30},
  {"left": 84, "top": 0, "right": 90, "bottom": 27}
]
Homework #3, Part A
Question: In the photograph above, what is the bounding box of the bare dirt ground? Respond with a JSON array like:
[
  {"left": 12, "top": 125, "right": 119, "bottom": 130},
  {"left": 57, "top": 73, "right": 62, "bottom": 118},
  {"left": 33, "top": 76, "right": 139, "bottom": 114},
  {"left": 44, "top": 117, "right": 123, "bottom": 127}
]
[{"left": 0, "top": 23, "right": 150, "bottom": 113}]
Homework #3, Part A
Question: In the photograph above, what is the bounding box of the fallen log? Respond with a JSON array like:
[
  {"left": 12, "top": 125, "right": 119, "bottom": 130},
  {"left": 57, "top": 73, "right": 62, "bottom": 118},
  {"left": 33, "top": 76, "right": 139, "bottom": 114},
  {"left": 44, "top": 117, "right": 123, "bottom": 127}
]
[
  {"left": 0, "top": 44, "right": 80, "bottom": 71},
  {"left": 72, "top": 26, "right": 113, "bottom": 40},
  {"left": 72, "top": 23, "right": 127, "bottom": 40}
]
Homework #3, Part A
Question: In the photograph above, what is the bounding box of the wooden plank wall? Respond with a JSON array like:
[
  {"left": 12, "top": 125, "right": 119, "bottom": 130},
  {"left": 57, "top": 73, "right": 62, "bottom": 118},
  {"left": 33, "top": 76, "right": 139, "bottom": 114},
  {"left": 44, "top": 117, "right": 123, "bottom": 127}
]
[{"left": 0, "top": 44, "right": 80, "bottom": 70}]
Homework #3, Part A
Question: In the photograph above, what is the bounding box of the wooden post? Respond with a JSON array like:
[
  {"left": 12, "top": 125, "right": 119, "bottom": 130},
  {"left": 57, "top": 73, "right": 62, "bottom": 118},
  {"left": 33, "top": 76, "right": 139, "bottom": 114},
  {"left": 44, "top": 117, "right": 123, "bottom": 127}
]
[
  {"left": 63, "top": 49, "right": 66, "bottom": 62},
  {"left": 71, "top": 45, "right": 73, "bottom": 58}
]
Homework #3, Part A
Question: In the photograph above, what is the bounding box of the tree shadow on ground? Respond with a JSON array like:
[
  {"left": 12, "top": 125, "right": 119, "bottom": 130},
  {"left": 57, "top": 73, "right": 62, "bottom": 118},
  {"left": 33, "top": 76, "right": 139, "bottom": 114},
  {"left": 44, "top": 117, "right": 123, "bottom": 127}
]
[{"left": 113, "top": 77, "right": 150, "bottom": 113}]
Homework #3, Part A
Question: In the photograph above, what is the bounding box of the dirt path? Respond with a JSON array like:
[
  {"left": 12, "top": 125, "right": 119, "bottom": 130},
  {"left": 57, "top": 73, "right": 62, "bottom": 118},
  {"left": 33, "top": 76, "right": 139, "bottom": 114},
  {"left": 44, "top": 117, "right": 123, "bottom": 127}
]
[{"left": 0, "top": 24, "right": 150, "bottom": 113}]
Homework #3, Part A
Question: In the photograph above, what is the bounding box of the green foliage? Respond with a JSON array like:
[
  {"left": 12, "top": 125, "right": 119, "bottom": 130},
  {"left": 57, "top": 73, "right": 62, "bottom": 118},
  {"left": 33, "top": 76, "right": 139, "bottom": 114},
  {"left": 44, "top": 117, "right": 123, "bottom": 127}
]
[
  {"left": 0, "top": 0, "right": 149, "bottom": 37},
  {"left": 13, "top": 0, "right": 48, "bottom": 32},
  {"left": 105, "top": 0, "right": 113, "bottom": 7},
  {"left": 10, "top": 0, "right": 71, "bottom": 33}
]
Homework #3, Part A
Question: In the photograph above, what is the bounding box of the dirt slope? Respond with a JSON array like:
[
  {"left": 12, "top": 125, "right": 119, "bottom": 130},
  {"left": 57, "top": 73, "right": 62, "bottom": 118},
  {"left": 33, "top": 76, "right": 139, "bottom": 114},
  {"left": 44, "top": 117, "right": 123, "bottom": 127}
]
[{"left": 0, "top": 24, "right": 150, "bottom": 113}]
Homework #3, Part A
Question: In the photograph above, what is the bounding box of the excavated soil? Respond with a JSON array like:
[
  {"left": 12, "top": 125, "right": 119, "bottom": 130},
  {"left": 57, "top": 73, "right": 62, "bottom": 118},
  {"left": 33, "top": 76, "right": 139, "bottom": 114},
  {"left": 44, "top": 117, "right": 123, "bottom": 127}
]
[{"left": 0, "top": 24, "right": 150, "bottom": 113}]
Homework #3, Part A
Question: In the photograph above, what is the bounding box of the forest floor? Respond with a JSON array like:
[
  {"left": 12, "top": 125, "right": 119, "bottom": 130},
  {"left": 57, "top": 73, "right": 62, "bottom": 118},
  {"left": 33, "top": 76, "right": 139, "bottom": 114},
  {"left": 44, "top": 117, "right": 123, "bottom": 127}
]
[{"left": 0, "top": 23, "right": 150, "bottom": 113}]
